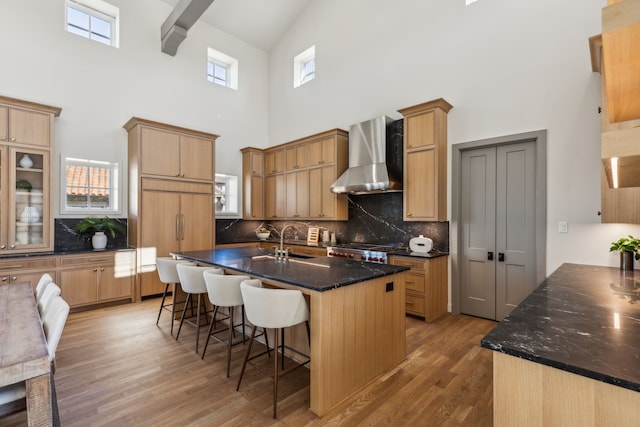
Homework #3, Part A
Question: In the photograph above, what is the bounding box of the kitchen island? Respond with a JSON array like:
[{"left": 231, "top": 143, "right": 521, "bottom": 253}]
[
  {"left": 174, "top": 247, "right": 409, "bottom": 417},
  {"left": 481, "top": 263, "right": 640, "bottom": 426}
]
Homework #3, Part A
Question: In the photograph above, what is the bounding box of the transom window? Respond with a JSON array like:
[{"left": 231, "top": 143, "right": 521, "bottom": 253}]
[
  {"left": 61, "top": 157, "right": 120, "bottom": 214},
  {"left": 207, "top": 48, "right": 239, "bottom": 90},
  {"left": 65, "top": 0, "right": 119, "bottom": 47},
  {"left": 294, "top": 45, "right": 316, "bottom": 88}
]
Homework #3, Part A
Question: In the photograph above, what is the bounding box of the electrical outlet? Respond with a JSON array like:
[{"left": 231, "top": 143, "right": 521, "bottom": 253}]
[{"left": 558, "top": 221, "right": 568, "bottom": 233}]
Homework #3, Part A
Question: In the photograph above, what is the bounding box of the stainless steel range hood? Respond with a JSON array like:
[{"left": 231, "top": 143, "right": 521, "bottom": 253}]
[{"left": 330, "top": 116, "right": 403, "bottom": 194}]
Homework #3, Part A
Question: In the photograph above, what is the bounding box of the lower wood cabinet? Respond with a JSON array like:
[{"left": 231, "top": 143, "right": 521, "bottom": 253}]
[
  {"left": 58, "top": 251, "right": 135, "bottom": 308},
  {"left": 390, "top": 254, "right": 448, "bottom": 322},
  {"left": 0, "top": 256, "right": 56, "bottom": 292}
]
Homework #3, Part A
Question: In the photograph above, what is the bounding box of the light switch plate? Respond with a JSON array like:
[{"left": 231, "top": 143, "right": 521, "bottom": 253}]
[{"left": 558, "top": 221, "right": 568, "bottom": 233}]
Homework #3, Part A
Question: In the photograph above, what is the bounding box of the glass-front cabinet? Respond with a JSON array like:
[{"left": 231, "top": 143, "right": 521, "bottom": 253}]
[
  {"left": 9, "top": 148, "right": 50, "bottom": 250},
  {"left": 0, "top": 95, "right": 60, "bottom": 254}
]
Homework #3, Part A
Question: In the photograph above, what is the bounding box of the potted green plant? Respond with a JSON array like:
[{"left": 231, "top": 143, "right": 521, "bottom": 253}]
[
  {"left": 74, "top": 216, "right": 126, "bottom": 250},
  {"left": 609, "top": 235, "right": 640, "bottom": 270}
]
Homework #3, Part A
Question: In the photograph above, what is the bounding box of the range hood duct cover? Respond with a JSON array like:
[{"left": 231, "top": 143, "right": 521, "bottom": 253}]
[{"left": 330, "top": 116, "right": 403, "bottom": 194}]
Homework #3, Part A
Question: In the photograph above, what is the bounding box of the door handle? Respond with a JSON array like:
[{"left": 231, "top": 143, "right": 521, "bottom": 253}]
[
  {"left": 498, "top": 253, "right": 505, "bottom": 262},
  {"left": 487, "top": 252, "right": 493, "bottom": 261}
]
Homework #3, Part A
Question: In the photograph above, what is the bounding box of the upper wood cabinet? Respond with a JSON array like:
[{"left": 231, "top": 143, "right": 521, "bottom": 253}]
[
  {"left": 241, "top": 148, "right": 264, "bottom": 220},
  {"left": 124, "top": 118, "right": 216, "bottom": 181},
  {"left": 308, "top": 137, "right": 336, "bottom": 166},
  {"left": 399, "top": 98, "right": 452, "bottom": 221},
  {"left": 0, "top": 96, "right": 59, "bottom": 148},
  {"left": 0, "top": 96, "right": 60, "bottom": 254},
  {"left": 265, "top": 148, "right": 285, "bottom": 175},
  {"left": 590, "top": 24, "right": 640, "bottom": 223},
  {"left": 285, "top": 143, "right": 308, "bottom": 171},
  {"left": 240, "top": 128, "right": 348, "bottom": 221}
]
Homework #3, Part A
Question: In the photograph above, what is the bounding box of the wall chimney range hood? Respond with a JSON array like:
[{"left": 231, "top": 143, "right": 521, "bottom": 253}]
[{"left": 330, "top": 116, "right": 403, "bottom": 195}]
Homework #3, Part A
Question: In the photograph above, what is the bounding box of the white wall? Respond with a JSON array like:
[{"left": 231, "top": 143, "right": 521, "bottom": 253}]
[
  {"left": 0, "top": 0, "right": 269, "bottom": 217},
  {"left": 267, "top": 0, "right": 640, "bottom": 272}
]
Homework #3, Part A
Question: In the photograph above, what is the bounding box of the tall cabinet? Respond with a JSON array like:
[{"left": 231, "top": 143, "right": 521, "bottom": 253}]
[
  {"left": 398, "top": 99, "right": 453, "bottom": 221},
  {"left": 0, "top": 96, "right": 60, "bottom": 254},
  {"left": 125, "top": 118, "right": 218, "bottom": 299}
]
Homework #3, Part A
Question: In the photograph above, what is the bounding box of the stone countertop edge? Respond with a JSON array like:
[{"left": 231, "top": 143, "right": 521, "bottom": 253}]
[
  {"left": 174, "top": 247, "right": 410, "bottom": 293},
  {"left": 481, "top": 263, "right": 640, "bottom": 393},
  {"left": 0, "top": 246, "right": 136, "bottom": 259}
]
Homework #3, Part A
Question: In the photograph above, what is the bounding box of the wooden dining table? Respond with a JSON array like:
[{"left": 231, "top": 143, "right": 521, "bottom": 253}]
[{"left": 0, "top": 281, "right": 52, "bottom": 426}]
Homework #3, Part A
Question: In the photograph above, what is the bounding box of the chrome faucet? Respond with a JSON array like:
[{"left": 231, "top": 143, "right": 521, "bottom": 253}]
[{"left": 275, "top": 224, "right": 297, "bottom": 260}]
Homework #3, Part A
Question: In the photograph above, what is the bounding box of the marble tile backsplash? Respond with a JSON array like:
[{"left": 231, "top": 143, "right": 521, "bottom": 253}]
[
  {"left": 216, "top": 192, "right": 449, "bottom": 252},
  {"left": 55, "top": 218, "right": 128, "bottom": 251}
]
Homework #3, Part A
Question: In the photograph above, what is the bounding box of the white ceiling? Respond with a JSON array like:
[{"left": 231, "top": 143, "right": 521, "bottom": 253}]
[{"left": 159, "top": 0, "right": 311, "bottom": 51}]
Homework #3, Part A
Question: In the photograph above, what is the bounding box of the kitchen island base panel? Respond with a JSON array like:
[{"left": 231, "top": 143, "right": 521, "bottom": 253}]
[
  {"left": 494, "top": 352, "right": 640, "bottom": 427},
  {"left": 310, "top": 272, "right": 406, "bottom": 416}
]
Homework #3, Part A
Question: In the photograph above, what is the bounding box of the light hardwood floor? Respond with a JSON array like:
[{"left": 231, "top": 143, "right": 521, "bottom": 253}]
[{"left": 3, "top": 298, "right": 496, "bottom": 426}]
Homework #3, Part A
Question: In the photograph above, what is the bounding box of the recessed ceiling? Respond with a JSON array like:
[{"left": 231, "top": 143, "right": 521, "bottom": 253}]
[{"left": 159, "top": 0, "right": 311, "bottom": 51}]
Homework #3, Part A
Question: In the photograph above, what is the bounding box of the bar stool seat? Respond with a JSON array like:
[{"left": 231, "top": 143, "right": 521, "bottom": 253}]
[
  {"left": 155, "top": 257, "right": 192, "bottom": 335},
  {"left": 175, "top": 264, "right": 222, "bottom": 354},
  {"left": 237, "top": 279, "right": 310, "bottom": 419}
]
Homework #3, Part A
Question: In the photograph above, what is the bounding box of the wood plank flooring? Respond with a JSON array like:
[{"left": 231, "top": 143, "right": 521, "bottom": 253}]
[{"left": 2, "top": 298, "right": 496, "bottom": 426}]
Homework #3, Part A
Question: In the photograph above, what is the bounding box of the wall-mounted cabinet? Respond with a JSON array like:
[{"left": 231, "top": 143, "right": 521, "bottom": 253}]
[
  {"left": 399, "top": 99, "right": 453, "bottom": 221},
  {"left": 589, "top": 0, "right": 640, "bottom": 224},
  {"left": 125, "top": 118, "right": 218, "bottom": 298},
  {"left": 240, "top": 128, "right": 349, "bottom": 221},
  {"left": 0, "top": 96, "right": 60, "bottom": 254},
  {"left": 241, "top": 148, "right": 264, "bottom": 220}
]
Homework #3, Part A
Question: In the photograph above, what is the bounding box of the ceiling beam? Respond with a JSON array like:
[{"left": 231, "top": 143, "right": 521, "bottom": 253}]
[{"left": 161, "top": 0, "right": 215, "bottom": 56}]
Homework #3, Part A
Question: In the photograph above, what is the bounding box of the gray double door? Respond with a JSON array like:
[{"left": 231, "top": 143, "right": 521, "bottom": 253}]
[{"left": 460, "top": 141, "right": 537, "bottom": 321}]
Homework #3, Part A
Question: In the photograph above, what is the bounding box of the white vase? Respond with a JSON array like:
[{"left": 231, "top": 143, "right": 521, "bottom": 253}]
[
  {"left": 92, "top": 231, "right": 107, "bottom": 250},
  {"left": 19, "top": 154, "right": 33, "bottom": 168},
  {"left": 20, "top": 206, "right": 40, "bottom": 223}
]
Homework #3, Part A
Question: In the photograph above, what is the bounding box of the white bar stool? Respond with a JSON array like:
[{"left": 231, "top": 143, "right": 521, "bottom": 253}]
[
  {"left": 201, "top": 273, "right": 252, "bottom": 377},
  {"left": 34, "top": 273, "right": 53, "bottom": 300},
  {"left": 237, "top": 279, "right": 310, "bottom": 419},
  {"left": 155, "top": 257, "right": 192, "bottom": 335},
  {"left": 175, "top": 264, "right": 222, "bottom": 353}
]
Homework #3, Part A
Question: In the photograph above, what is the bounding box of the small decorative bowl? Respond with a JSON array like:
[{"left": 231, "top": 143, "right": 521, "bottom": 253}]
[{"left": 256, "top": 231, "right": 270, "bottom": 240}]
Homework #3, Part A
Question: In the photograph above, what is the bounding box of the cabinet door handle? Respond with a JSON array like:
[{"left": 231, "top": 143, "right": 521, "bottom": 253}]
[
  {"left": 406, "top": 301, "right": 414, "bottom": 305},
  {"left": 498, "top": 253, "right": 505, "bottom": 262},
  {"left": 11, "top": 276, "right": 17, "bottom": 281},
  {"left": 93, "top": 268, "right": 98, "bottom": 272},
  {"left": 488, "top": 252, "right": 494, "bottom": 261},
  {"left": 407, "top": 213, "right": 413, "bottom": 217},
  {"left": 176, "top": 215, "right": 180, "bottom": 240},
  {"left": 0, "top": 245, "right": 5, "bottom": 249},
  {"left": 10, "top": 137, "right": 16, "bottom": 142},
  {"left": 180, "top": 214, "right": 185, "bottom": 240},
  {"left": 1, "top": 277, "right": 7, "bottom": 282}
]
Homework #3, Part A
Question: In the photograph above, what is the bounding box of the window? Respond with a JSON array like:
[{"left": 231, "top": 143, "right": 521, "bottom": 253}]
[
  {"left": 207, "top": 48, "right": 239, "bottom": 90},
  {"left": 215, "top": 173, "right": 239, "bottom": 216},
  {"left": 61, "top": 157, "right": 120, "bottom": 214},
  {"left": 65, "top": 0, "right": 119, "bottom": 47},
  {"left": 294, "top": 45, "right": 316, "bottom": 88},
  {"left": 465, "top": 0, "right": 480, "bottom": 5}
]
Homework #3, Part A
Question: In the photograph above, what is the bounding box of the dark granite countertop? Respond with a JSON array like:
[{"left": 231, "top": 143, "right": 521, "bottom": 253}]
[
  {"left": 0, "top": 246, "right": 135, "bottom": 259},
  {"left": 173, "top": 247, "right": 409, "bottom": 292},
  {"left": 481, "top": 263, "right": 640, "bottom": 392}
]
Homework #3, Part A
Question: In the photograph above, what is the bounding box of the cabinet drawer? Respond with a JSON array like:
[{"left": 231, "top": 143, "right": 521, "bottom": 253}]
[
  {"left": 289, "top": 245, "right": 326, "bottom": 257},
  {"left": 60, "top": 255, "right": 114, "bottom": 267},
  {"left": 0, "top": 257, "right": 56, "bottom": 270},
  {"left": 405, "top": 292, "right": 425, "bottom": 316},
  {"left": 390, "top": 256, "right": 425, "bottom": 271},
  {"left": 405, "top": 272, "right": 425, "bottom": 293}
]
